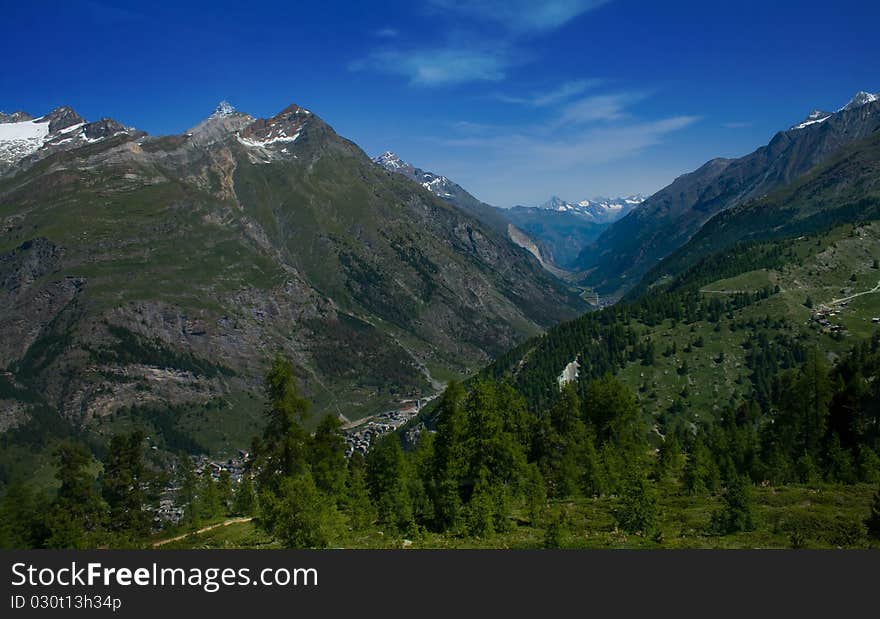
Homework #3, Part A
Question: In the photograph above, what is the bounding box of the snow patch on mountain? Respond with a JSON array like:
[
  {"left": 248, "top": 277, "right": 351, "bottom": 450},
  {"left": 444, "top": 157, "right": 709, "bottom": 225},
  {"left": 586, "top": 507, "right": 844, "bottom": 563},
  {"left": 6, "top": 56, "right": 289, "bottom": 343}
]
[
  {"left": 0, "top": 116, "right": 51, "bottom": 166},
  {"left": 237, "top": 131, "right": 301, "bottom": 148},
  {"left": 373, "top": 151, "right": 460, "bottom": 200},
  {"left": 557, "top": 358, "right": 579, "bottom": 389},
  {"left": 791, "top": 109, "right": 832, "bottom": 130}
]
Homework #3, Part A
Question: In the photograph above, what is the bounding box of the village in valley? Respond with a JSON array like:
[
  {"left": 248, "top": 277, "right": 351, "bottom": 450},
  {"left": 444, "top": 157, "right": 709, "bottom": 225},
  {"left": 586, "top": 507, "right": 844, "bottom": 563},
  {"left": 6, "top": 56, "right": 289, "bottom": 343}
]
[
  {"left": 342, "top": 396, "right": 437, "bottom": 457},
  {"left": 152, "top": 396, "right": 437, "bottom": 526}
]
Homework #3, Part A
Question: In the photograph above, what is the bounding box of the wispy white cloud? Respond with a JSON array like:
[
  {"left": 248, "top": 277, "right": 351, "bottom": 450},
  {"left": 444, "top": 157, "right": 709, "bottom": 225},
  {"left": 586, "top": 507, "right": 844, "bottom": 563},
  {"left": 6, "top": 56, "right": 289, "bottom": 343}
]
[
  {"left": 351, "top": 46, "right": 510, "bottom": 86},
  {"left": 431, "top": 91, "right": 699, "bottom": 204},
  {"left": 354, "top": 1, "right": 613, "bottom": 87},
  {"left": 427, "top": 0, "right": 610, "bottom": 35},
  {"left": 373, "top": 27, "right": 399, "bottom": 38},
  {"left": 556, "top": 92, "right": 646, "bottom": 125},
  {"left": 443, "top": 115, "right": 698, "bottom": 167},
  {"left": 494, "top": 79, "right": 602, "bottom": 107}
]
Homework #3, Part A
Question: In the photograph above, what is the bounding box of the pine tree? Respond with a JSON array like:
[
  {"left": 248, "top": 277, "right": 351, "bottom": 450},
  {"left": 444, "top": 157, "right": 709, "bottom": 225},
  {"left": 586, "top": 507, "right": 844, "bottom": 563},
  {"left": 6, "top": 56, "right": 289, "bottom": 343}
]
[
  {"left": 657, "top": 433, "right": 684, "bottom": 481},
  {"left": 613, "top": 474, "right": 658, "bottom": 536},
  {"left": 45, "top": 442, "right": 105, "bottom": 549},
  {"left": 257, "top": 356, "right": 311, "bottom": 489},
  {"left": 310, "top": 415, "right": 348, "bottom": 498},
  {"left": 710, "top": 475, "right": 755, "bottom": 534},
  {"left": 465, "top": 469, "right": 496, "bottom": 538},
  {"left": 217, "top": 470, "right": 234, "bottom": 516},
  {"left": 176, "top": 455, "right": 199, "bottom": 528},
  {"left": 232, "top": 476, "right": 257, "bottom": 517},
  {"left": 197, "top": 475, "right": 223, "bottom": 521},
  {"left": 524, "top": 463, "right": 547, "bottom": 526},
  {"left": 261, "top": 471, "right": 343, "bottom": 548},
  {"left": 0, "top": 479, "right": 43, "bottom": 549},
  {"left": 366, "top": 434, "right": 412, "bottom": 532},
  {"left": 343, "top": 452, "right": 376, "bottom": 531},
  {"left": 684, "top": 436, "right": 720, "bottom": 495},
  {"left": 102, "top": 430, "right": 150, "bottom": 537},
  {"left": 430, "top": 382, "right": 466, "bottom": 531}
]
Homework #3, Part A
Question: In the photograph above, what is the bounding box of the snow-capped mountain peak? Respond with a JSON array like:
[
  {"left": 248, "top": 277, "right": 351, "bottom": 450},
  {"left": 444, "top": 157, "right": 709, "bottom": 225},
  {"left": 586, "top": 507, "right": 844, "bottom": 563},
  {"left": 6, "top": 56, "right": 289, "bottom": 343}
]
[
  {"left": 373, "top": 151, "right": 458, "bottom": 199},
  {"left": 213, "top": 100, "right": 237, "bottom": 117},
  {"left": 790, "top": 90, "right": 878, "bottom": 131},
  {"left": 375, "top": 151, "right": 404, "bottom": 169},
  {"left": 840, "top": 90, "right": 879, "bottom": 112}
]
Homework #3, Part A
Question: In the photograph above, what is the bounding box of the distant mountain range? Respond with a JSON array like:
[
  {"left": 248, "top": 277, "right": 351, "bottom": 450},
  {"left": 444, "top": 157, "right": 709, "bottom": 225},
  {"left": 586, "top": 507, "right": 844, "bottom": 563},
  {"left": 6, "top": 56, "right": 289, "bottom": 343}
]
[
  {"left": 531, "top": 194, "right": 645, "bottom": 223},
  {"left": 504, "top": 195, "right": 643, "bottom": 268},
  {"left": 372, "top": 151, "right": 643, "bottom": 269}
]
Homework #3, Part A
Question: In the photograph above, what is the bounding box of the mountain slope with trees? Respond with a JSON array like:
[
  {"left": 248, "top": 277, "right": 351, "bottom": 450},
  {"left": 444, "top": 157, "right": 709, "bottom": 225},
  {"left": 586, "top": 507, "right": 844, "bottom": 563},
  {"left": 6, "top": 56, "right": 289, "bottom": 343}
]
[
  {"left": 0, "top": 101, "right": 585, "bottom": 482},
  {"left": 576, "top": 92, "right": 880, "bottom": 296}
]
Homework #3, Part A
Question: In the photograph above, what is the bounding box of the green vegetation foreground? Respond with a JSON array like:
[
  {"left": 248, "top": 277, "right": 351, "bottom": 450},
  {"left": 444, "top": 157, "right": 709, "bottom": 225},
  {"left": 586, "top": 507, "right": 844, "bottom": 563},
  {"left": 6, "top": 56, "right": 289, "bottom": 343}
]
[{"left": 3, "top": 353, "right": 879, "bottom": 550}]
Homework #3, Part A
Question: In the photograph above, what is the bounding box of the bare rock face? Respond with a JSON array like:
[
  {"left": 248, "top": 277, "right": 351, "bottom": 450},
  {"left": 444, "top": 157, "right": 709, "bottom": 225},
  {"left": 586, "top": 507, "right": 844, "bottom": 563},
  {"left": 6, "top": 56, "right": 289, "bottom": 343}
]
[
  {"left": 83, "top": 118, "right": 127, "bottom": 140},
  {"left": 0, "top": 239, "right": 86, "bottom": 367},
  {"left": 0, "top": 111, "right": 33, "bottom": 124},
  {"left": 44, "top": 106, "right": 85, "bottom": 133}
]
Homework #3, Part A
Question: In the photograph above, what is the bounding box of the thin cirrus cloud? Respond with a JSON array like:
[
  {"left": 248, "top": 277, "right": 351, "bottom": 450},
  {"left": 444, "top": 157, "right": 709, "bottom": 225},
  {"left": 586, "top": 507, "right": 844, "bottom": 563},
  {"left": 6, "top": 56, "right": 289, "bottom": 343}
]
[
  {"left": 442, "top": 115, "right": 699, "bottom": 168},
  {"left": 353, "top": 1, "right": 611, "bottom": 87},
  {"left": 431, "top": 89, "right": 700, "bottom": 205},
  {"left": 427, "top": 0, "right": 611, "bottom": 35},
  {"left": 373, "top": 27, "right": 399, "bottom": 38},
  {"left": 351, "top": 47, "right": 509, "bottom": 86},
  {"left": 555, "top": 92, "right": 647, "bottom": 125},
  {"left": 494, "top": 79, "right": 602, "bottom": 107}
]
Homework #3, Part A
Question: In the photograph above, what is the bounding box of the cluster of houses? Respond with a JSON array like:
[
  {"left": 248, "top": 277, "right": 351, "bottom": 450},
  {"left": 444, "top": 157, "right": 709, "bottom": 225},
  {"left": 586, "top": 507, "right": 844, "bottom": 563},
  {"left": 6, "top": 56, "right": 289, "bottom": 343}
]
[
  {"left": 192, "top": 452, "right": 249, "bottom": 483},
  {"left": 152, "top": 451, "right": 251, "bottom": 525},
  {"left": 811, "top": 304, "right": 847, "bottom": 333},
  {"left": 344, "top": 397, "right": 435, "bottom": 457}
]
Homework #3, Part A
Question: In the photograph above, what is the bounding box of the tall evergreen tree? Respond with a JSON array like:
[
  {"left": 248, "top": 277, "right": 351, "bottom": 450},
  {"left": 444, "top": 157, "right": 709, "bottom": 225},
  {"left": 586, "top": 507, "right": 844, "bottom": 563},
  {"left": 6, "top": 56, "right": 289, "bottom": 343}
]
[
  {"left": 232, "top": 475, "right": 257, "bottom": 517},
  {"left": 45, "top": 442, "right": 105, "bottom": 549},
  {"left": 261, "top": 471, "right": 343, "bottom": 548},
  {"left": 310, "top": 415, "right": 348, "bottom": 498},
  {"left": 176, "top": 455, "right": 200, "bottom": 529},
  {"left": 430, "top": 381, "right": 466, "bottom": 531},
  {"left": 257, "top": 356, "right": 311, "bottom": 490},
  {"left": 343, "top": 452, "right": 376, "bottom": 531},
  {"left": 102, "top": 430, "right": 150, "bottom": 537},
  {"left": 366, "top": 434, "right": 412, "bottom": 532},
  {"left": 0, "top": 479, "right": 44, "bottom": 549}
]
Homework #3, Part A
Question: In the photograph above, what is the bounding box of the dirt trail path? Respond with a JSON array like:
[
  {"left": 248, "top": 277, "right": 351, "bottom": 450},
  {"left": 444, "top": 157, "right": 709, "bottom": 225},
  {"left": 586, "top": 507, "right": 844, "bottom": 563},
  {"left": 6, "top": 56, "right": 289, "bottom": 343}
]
[
  {"left": 152, "top": 517, "right": 254, "bottom": 547},
  {"left": 827, "top": 277, "right": 880, "bottom": 306}
]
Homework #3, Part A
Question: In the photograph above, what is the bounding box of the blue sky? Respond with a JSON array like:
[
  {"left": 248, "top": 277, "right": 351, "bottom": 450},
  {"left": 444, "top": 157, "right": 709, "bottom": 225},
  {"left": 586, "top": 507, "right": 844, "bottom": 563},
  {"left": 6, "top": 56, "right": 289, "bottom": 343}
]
[{"left": 2, "top": 0, "right": 878, "bottom": 206}]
